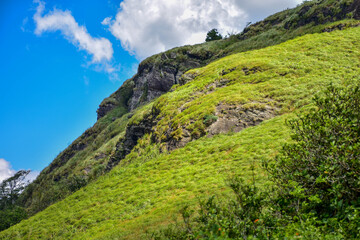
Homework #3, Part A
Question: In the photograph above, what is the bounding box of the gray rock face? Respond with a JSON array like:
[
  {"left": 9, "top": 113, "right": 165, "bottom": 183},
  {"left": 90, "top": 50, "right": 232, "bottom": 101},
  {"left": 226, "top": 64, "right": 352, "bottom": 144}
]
[
  {"left": 128, "top": 63, "right": 181, "bottom": 111},
  {"left": 207, "top": 103, "right": 277, "bottom": 137},
  {"left": 97, "top": 101, "right": 118, "bottom": 119},
  {"left": 127, "top": 54, "right": 203, "bottom": 111},
  {"left": 106, "top": 114, "right": 155, "bottom": 171},
  {"left": 96, "top": 50, "right": 210, "bottom": 119}
]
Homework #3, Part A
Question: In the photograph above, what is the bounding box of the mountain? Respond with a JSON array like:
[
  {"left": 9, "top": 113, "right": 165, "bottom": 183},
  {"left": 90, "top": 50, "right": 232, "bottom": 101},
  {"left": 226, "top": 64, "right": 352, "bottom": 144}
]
[{"left": 2, "top": 0, "right": 360, "bottom": 238}]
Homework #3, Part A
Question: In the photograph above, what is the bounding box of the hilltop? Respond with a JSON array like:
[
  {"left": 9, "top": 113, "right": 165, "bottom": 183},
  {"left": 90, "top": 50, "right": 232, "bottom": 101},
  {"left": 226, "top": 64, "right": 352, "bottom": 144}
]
[
  {"left": 2, "top": 0, "right": 360, "bottom": 238},
  {"left": 18, "top": 0, "right": 360, "bottom": 217},
  {"left": 3, "top": 16, "right": 360, "bottom": 238}
]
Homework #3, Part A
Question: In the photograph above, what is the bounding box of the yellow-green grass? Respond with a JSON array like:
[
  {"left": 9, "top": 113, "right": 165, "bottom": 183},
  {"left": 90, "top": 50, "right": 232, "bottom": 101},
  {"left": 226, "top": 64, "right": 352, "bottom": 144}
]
[
  {"left": 151, "top": 26, "right": 360, "bottom": 141},
  {"left": 3, "top": 26, "right": 360, "bottom": 239},
  {"left": 23, "top": 17, "right": 360, "bottom": 215},
  {"left": 0, "top": 114, "right": 291, "bottom": 240},
  {"left": 22, "top": 108, "right": 131, "bottom": 215}
]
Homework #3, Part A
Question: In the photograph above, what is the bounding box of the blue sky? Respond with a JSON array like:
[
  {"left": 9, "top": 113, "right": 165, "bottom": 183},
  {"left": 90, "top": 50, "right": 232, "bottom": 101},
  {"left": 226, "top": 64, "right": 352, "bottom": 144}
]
[{"left": 0, "top": 0, "right": 303, "bottom": 181}]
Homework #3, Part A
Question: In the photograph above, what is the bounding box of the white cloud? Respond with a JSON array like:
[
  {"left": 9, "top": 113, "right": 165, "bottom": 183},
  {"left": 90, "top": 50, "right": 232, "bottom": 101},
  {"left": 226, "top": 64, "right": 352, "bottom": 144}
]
[
  {"left": 0, "top": 159, "right": 40, "bottom": 184},
  {"left": 104, "top": 0, "right": 302, "bottom": 59},
  {"left": 233, "top": 0, "right": 303, "bottom": 22},
  {"left": 0, "top": 159, "right": 16, "bottom": 183},
  {"left": 25, "top": 171, "right": 40, "bottom": 183},
  {"left": 21, "top": 17, "right": 29, "bottom": 32},
  {"left": 33, "top": 0, "right": 113, "bottom": 63},
  {"left": 104, "top": 0, "right": 247, "bottom": 59}
]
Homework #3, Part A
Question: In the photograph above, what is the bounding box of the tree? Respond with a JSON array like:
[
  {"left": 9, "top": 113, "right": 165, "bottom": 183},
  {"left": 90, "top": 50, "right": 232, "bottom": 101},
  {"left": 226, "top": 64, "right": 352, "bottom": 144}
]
[
  {"left": 0, "top": 170, "right": 30, "bottom": 208},
  {"left": 0, "top": 170, "right": 30, "bottom": 231},
  {"left": 205, "top": 28, "right": 223, "bottom": 42}
]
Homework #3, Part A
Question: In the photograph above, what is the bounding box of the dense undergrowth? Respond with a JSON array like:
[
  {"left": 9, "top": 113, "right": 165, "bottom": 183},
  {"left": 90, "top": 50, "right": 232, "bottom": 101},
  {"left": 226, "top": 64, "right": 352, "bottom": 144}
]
[
  {"left": 19, "top": 0, "right": 360, "bottom": 218},
  {"left": 2, "top": 23, "right": 360, "bottom": 238}
]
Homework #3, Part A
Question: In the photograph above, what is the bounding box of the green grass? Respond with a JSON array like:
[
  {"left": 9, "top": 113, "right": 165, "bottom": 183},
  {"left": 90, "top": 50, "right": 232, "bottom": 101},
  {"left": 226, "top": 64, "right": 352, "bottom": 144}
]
[
  {"left": 0, "top": 114, "right": 292, "bottom": 240},
  {"left": 21, "top": 0, "right": 360, "bottom": 214},
  {"left": 3, "top": 25, "right": 360, "bottom": 239},
  {"left": 21, "top": 107, "right": 130, "bottom": 214},
  {"left": 150, "top": 26, "right": 360, "bottom": 142}
]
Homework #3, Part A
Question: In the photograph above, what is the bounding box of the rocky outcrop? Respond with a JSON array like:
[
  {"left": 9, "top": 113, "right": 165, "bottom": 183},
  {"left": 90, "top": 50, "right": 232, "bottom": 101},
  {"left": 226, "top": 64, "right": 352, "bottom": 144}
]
[
  {"left": 207, "top": 103, "right": 277, "bottom": 137},
  {"left": 106, "top": 112, "right": 157, "bottom": 170},
  {"left": 97, "top": 79, "right": 135, "bottom": 120},
  {"left": 97, "top": 101, "right": 118, "bottom": 119},
  {"left": 97, "top": 50, "right": 215, "bottom": 119},
  {"left": 128, "top": 60, "right": 182, "bottom": 111},
  {"left": 106, "top": 100, "right": 278, "bottom": 170}
]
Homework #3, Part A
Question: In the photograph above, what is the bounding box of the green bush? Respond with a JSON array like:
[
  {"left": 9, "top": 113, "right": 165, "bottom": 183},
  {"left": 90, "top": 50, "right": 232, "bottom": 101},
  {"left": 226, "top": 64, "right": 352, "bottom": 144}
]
[
  {"left": 0, "top": 206, "right": 27, "bottom": 231},
  {"left": 203, "top": 114, "right": 218, "bottom": 126},
  {"left": 150, "top": 176, "right": 276, "bottom": 239},
  {"left": 267, "top": 84, "right": 360, "bottom": 219}
]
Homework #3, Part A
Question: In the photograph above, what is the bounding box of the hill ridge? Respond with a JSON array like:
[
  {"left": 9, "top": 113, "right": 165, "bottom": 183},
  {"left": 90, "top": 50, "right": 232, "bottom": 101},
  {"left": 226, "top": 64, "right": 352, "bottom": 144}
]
[
  {"left": 3, "top": 22, "right": 360, "bottom": 238},
  {"left": 17, "top": 0, "right": 360, "bottom": 226}
]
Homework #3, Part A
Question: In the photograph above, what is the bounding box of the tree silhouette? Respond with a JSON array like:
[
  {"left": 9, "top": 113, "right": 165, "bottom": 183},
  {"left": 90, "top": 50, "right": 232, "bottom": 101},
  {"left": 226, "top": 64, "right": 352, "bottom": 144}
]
[{"left": 205, "top": 28, "right": 223, "bottom": 42}]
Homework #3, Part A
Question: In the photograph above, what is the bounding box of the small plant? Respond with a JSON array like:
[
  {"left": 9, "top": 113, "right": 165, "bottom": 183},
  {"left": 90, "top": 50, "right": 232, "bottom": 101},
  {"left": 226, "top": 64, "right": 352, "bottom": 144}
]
[{"left": 203, "top": 114, "right": 218, "bottom": 126}]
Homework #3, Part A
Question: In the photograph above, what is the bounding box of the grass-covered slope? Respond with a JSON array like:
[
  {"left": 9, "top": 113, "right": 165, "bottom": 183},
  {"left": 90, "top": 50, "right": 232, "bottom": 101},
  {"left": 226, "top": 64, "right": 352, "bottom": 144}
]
[
  {"left": 2, "top": 25, "right": 360, "bottom": 239},
  {"left": 21, "top": 0, "right": 360, "bottom": 216}
]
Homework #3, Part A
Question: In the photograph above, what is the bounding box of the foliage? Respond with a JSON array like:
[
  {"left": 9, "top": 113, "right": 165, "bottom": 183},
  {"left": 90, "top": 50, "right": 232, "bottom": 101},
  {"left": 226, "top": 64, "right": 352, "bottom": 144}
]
[
  {"left": 205, "top": 29, "right": 223, "bottom": 42},
  {"left": 267, "top": 84, "right": 360, "bottom": 237},
  {"left": 150, "top": 177, "right": 281, "bottom": 240},
  {"left": 203, "top": 114, "right": 218, "bottom": 126},
  {"left": 0, "top": 170, "right": 29, "bottom": 231},
  {"left": 0, "top": 206, "right": 27, "bottom": 232},
  {"left": 0, "top": 170, "right": 30, "bottom": 209}
]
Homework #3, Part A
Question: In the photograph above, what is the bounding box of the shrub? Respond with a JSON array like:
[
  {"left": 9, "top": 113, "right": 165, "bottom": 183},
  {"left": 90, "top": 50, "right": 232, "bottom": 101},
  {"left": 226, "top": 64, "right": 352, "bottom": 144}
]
[
  {"left": 150, "top": 176, "right": 283, "bottom": 239},
  {"left": 266, "top": 84, "right": 360, "bottom": 220},
  {"left": 203, "top": 114, "right": 218, "bottom": 126},
  {"left": 0, "top": 206, "right": 27, "bottom": 231}
]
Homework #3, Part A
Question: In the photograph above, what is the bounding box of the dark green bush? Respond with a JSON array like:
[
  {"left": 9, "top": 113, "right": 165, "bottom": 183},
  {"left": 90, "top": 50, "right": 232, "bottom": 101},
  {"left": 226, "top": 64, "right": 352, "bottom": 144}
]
[
  {"left": 0, "top": 206, "right": 27, "bottom": 231},
  {"left": 203, "top": 114, "right": 218, "bottom": 126},
  {"left": 267, "top": 84, "right": 360, "bottom": 218},
  {"left": 150, "top": 176, "right": 284, "bottom": 239}
]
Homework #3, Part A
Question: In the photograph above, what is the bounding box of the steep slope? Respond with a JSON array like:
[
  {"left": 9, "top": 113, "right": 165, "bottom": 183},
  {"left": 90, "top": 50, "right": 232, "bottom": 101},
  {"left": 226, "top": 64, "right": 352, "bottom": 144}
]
[
  {"left": 20, "top": 0, "right": 360, "bottom": 216},
  {"left": 3, "top": 25, "right": 360, "bottom": 239}
]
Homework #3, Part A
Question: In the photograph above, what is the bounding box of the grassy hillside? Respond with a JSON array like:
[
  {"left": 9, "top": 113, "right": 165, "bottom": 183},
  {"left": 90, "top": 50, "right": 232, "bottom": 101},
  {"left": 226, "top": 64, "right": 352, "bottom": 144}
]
[
  {"left": 2, "top": 24, "right": 360, "bottom": 239},
  {"left": 20, "top": 0, "right": 360, "bottom": 216}
]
